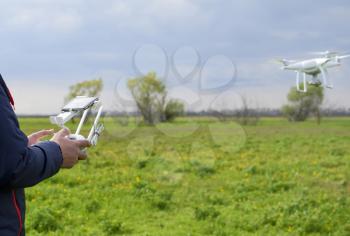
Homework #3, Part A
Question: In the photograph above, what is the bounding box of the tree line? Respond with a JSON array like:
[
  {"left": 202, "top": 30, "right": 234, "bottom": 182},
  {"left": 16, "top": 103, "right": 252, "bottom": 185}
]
[{"left": 64, "top": 72, "right": 344, "bottom": 125}]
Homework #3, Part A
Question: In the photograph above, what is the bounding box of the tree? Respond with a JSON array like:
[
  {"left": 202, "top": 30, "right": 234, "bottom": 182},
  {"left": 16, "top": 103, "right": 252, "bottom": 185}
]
[
  {"left": 235, "top": 95, "right": 260, "bottom": 125},
  {"left": 282, "top": 84, "right": 324, "bottom": 123},
  {"left": 127, "top": 72, "right": 184, "bottom": 125},
  {"left": 164, "top": 100, "right": 184, "bottom": 122},
  {"left": 65, "top": 78, "right": 103, "bottom": 103}
]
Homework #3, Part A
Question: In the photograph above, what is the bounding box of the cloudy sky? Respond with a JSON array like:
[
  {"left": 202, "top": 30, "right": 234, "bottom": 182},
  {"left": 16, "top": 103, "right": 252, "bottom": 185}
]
[{"left": 0, "top": 0, "right": 349, "bottom": 114}]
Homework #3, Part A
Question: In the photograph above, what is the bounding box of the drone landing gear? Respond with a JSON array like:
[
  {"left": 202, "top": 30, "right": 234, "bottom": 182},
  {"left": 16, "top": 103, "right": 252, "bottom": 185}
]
[
  {"left": 296, "top": 70, "right": 333, "bottom": 92},
  {"left": 296, "top": 71, "right": 307, "bottom": 93},
  {"left": 318, "top": 66, "right": 333, "bottom": 89}
]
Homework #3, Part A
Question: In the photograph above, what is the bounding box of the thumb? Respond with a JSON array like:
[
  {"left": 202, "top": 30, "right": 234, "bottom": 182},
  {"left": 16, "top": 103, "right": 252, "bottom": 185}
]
[{"left": 74, "top": 139, "right": 91, "bottom": 149}]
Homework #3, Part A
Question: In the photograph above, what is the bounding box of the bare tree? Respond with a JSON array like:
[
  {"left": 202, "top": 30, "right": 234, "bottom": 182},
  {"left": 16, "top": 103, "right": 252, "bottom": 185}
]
[{"left": 235, "top": 95, "right": 260, "bottom": 125}]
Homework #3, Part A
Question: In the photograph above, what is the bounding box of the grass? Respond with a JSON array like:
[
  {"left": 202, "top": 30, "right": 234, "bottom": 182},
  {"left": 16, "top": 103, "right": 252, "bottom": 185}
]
[{"left": 18, "top": 117, "right": 350, "bottom": 235}]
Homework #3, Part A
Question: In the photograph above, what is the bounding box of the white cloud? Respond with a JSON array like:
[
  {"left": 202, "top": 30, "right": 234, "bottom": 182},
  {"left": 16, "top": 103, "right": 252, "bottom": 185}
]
[
  {"left": 270, "top": 31, "right": 320, "bottom": 41},
  {"left": 8, "top": 80, "right": 67, "bottom": 115},
  {"left": 1, "top": 0, "right": 350, "bottom": 114},
  {"left": 1, "top": 3, "right": 83, "bottom": 32},
  {"left": 103, "top": 0, "right": 209, "bottom": 34}
]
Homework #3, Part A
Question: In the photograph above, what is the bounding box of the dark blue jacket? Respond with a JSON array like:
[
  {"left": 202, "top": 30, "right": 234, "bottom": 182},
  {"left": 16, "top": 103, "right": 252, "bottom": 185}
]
[{"left": 0, "top": 74, "right": 63, "bottom": 236}]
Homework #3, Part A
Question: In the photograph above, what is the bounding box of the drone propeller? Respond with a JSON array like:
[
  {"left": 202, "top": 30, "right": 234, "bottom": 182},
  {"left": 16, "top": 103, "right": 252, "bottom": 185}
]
[
  {"left": 337, "top": 54, "right": 350, "bottom": 60},
  {"left": 274, "top": 58, "right": 295, "bottom": 66},
  {"left": 310, "top": 50, "right": 338, "bottom": 56}
]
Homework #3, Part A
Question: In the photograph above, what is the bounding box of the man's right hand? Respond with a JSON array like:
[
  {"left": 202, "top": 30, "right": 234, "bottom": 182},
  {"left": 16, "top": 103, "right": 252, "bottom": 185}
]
[{"left": 51, "top": 128, "right": 91, "bottom": 168}]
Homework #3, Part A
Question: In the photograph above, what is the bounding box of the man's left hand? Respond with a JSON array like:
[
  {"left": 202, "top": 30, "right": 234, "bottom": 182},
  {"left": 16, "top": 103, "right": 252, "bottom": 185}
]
[{"left": 28, "top": 129, "right": 54, "bottom": 146}]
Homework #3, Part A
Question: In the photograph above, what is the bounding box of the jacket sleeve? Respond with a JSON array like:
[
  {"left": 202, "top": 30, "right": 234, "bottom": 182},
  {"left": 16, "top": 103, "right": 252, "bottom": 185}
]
[{"left": 0, "top": 83, "right": 63, "bottom": 188}]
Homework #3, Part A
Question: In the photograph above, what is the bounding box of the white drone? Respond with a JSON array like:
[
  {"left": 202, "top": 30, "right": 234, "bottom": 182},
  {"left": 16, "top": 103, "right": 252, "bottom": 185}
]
[
  {"left": 278, "top": 51, "right": 350, "bottom": 92},
  {"left": 50, "top": 96, "right": 104, "bottom": 146}
]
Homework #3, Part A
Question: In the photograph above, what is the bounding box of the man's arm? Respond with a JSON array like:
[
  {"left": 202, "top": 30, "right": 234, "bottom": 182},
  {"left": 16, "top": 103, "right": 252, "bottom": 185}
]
[{"left": 0, "top": 85, "right": 63, "bottom": 188}]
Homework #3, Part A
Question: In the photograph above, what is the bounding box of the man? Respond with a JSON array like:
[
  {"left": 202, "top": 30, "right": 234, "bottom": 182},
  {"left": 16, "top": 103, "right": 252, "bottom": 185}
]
[{"left": 0, "top": 74, "right": 91, "bottom": 236}]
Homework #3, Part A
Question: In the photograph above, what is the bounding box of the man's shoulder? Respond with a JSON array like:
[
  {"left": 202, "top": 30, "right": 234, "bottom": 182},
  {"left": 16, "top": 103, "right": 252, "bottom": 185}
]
[
  {"left": 0, "top": 74, "right": 14, "bottom": 106},
  {"left": 0, "top": 74, "right": 7, "bottom": 95}
]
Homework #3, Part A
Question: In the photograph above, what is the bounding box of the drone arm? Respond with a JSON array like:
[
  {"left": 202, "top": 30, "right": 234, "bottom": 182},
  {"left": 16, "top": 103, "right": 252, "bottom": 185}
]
[{"left": 338, "top": 55, "right": 350, "bottom": 60}]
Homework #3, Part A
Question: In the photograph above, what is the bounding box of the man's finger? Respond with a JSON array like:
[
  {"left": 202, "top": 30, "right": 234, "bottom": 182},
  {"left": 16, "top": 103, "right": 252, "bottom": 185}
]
[
  {"left": 74, "top": 140, "right": 91, "bottom": 149},
  {"left": 30, "top": 129, "right": 53, "bottom": 138},
  {"left": 35, "top": 129, "right": 54, "bottom": 138},
  {"left": 56, "top": 128, "right": 70, "bottom": 137},
  {"left": 78, "top": 150, "right": 87, "bottom": 160}
]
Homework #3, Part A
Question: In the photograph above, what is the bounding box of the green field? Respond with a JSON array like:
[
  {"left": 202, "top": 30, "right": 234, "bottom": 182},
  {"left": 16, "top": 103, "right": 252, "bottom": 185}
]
[{"left": 19, "top": 117, "right": 350, "bottom": 236}]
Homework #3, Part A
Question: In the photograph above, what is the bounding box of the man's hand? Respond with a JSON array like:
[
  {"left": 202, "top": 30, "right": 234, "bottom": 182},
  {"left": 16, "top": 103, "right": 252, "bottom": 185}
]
[
  {"left": 51, "top": 128, "right": 91, "bottom": 168},
  {"left": 28, "top": 129, "right": 54, "bottom": 146}
]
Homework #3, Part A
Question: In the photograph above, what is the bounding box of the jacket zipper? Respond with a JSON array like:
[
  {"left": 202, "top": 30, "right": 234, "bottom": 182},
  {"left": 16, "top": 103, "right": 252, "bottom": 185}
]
[{"left": 11, "top": 190, "right": 23, "bottom": 236}]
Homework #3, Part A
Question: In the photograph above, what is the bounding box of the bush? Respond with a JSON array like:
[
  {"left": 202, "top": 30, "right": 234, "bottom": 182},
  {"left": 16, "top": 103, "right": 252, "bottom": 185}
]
[
  {"left": 164, "top": 99, "right": 184, "bottom": 122},
  {"left": 194, "top": 206, "right": 220, "bottom": 220},
  {"left": 282, "top": 84, "right": 324, "bottom": 122},
  {"left": 100, "top": 218, "right": 127, "bottom": 235},
  {"left": 30, "top": 208, "right": 61, "bottom": 233}
]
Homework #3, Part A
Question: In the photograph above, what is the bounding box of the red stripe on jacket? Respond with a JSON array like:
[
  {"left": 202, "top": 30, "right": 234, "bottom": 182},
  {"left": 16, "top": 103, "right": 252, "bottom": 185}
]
[{"left": 11, "top": 191, "right": 23, "bottom": 236}]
